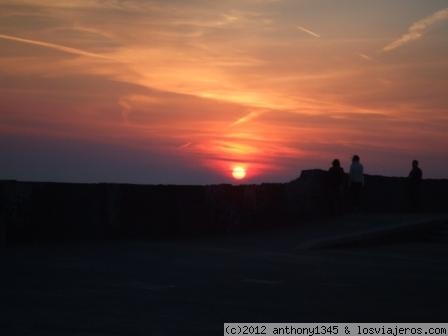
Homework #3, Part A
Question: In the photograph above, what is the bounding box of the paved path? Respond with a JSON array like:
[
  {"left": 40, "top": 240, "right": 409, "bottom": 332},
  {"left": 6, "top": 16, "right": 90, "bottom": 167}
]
[{"left": 1, "top": 214, "right": 448, "bottom": 335}]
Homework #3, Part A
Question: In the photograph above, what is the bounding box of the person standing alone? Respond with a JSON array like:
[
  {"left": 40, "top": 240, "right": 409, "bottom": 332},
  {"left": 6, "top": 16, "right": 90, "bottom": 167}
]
[
  {"left": 327, "top": 159, "right": 345, "bottom": 215},
  {"left": 408, "top": 160, "right": 423, "bottom": 211},
  {"left": 349, "top": 155, "right": 364, "bottom": 210}
]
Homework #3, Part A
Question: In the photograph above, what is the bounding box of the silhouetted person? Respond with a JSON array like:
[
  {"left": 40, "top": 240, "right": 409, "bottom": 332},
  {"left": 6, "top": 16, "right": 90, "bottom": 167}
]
[
  {"left": 349, "top": 155, "right": 364, "bottom": 210},
  {"left": 327, "top": 159, "right": 345, "bottom": 215},
  {"left": 408, "top": 160, "right": 423, "bottom": 211}
]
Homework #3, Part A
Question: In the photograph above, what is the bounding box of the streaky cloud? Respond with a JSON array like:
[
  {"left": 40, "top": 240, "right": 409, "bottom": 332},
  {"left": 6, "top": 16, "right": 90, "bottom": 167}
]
[
  {"left": 0, "top": 33, "right": 111, "bottom": 59},
  {"left": 383, "top": 8, "right": 448, "bottom": 52},
  {"left": 231, "top": 110, "right": 266, "bottom": 126},
  {"left": 358, "top": 53, "right": 375, "bottom": 62},
  {"left": 296, "top": 25, "right": 320, "bottom": 38},
  {"left": 178, "top": 142, "right": 193, "bottom": 150}
]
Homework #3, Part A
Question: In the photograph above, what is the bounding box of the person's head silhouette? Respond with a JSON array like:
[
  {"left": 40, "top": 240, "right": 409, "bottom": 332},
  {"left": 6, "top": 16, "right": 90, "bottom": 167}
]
[
  {"left": 412, "top": 160, "right": 419, "bottom": 168},
  {"left": 352, "top": 155, "right": 360, "bottom": 163},
  {"left": 332, "top": 159, "right": 340, "bottom": 167}
]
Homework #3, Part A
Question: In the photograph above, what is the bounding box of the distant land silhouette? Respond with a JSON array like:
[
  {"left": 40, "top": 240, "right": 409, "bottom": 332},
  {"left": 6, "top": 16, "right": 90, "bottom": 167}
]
[{"left": 1, "top": 169, "right": 447, "bottom": 244}]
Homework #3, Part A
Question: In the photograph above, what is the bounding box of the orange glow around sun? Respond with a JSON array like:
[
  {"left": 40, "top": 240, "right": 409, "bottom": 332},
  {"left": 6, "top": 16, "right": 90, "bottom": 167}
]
[{"left": 232, "top": 166, "right": 247, "bottom": 180}]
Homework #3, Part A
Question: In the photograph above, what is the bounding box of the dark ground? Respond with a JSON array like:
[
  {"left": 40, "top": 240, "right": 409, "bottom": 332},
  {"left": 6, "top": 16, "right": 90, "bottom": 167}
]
[{"left": 1, "top": 214, "right": 448, "bottom": 335}]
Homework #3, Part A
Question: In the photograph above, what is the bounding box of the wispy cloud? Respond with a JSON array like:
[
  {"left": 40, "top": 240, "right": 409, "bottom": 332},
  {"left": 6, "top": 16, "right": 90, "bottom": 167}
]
[
  {"left": 0, "top": 33, "right": 111, "bottom": 59},
  {"left": 231, "top": 110, "right": 266, "bottom": 126},
  {"left": 296, "top": 25, "right": 320, "bottom": 38},
  {"left": 383, "top": 8, "right": 448, "bottom": 52},
  {"left": 358, "top": 53, "right": 375, "bottom": 62},
  {"left": 44, "top": 26, "right": 115, "bottom": 40},
  {"left": 178, "top": 142, "right": 193, "bottom": 150}
]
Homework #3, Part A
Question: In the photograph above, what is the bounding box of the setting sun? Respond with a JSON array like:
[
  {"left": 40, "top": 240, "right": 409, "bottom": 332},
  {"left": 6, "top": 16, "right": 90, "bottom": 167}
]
[{"left": 232, "top": 166, "right": 247, "bottom": 180}]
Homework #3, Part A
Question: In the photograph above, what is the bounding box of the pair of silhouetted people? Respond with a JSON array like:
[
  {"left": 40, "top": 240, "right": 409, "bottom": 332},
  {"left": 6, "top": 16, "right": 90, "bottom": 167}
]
[{"left": 327, "top": 155, "right": 364, "bottom": 213}]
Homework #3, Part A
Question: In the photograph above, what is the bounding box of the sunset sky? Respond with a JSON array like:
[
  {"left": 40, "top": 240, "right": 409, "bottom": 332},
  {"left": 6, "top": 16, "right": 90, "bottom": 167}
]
[{"left": 1, "top": 0, "right": 447, "bottom": 184}]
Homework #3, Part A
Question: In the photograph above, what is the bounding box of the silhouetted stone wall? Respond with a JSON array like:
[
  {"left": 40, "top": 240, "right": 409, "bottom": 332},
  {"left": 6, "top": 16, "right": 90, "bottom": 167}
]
[{"left": 1, "top": 170, "right": 447, "bottom": 243}]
